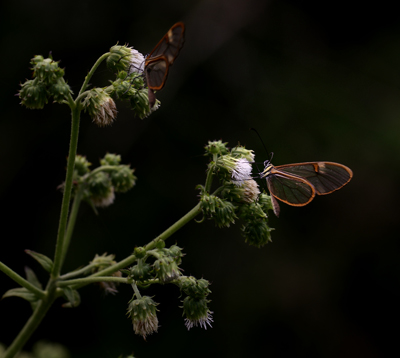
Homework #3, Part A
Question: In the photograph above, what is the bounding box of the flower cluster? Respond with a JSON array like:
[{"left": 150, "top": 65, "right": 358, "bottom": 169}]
[
  {"left": 125, "top": 244, "right": 212, "bottom": 338},
  {"left": 200, "top": 141, "right": 274, "bottom": 247},
  {"left": 68, "top": 153, "right": 137, "bottom": 209},
  {"left": 18, "top": 55, "right": 72, "bottom": 109}
]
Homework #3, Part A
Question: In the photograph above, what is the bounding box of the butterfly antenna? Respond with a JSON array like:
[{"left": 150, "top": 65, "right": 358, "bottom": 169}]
[{"left": 250, "top": 128, "right": 273, "bottom": 161}]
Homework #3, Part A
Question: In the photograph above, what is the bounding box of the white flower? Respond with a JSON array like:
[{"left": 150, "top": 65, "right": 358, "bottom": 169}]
[
  {"left": 242, "top": 179, "right": 260, "bottom": 203},
  {"left": 184, "top": 310, "right": 214, "bottom": 330},
  {"left": 232, "top": 158, "right": 253, "bottom": 186},
  {"left": 128, "top": 48, "right": 145, "bottom": 74},
  {"left": 93, "top": 96, "right": 118, "bottom": 127}
]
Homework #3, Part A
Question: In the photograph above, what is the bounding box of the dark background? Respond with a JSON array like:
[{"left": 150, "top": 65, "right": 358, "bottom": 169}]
[{"left": 1, "top": 0, "right": 399, "bottom": 357}]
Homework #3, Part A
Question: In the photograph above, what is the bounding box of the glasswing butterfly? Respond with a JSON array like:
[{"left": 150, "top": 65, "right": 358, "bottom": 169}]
[
  {"left": 259, "top": 160, "right": 353, "bottom": 217},
  {"left": 145, "top": 22, "right": 185, "bottom": 108}
]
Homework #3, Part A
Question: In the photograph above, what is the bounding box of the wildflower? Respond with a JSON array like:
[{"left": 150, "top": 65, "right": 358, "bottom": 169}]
[
  {"left": 182, "top": 296, "right": 213, "bottom": 330},
  {"left": 127, "top": 48, "right": 145, "bottom": 74},
  {"left": 107, "top": 45, "right": 145, "bottom": 74},
  {"left": 232, "top": 158, "right": 253, "bottom": 186},
  {"left": 241, "top": 179, "right": 260, "bottom": 203},
  {"left": 82, "top": 88, "right": 118, "bottom": 127},
  {"left": 127, "top": 296, "right": 159, "bottom": 339}
]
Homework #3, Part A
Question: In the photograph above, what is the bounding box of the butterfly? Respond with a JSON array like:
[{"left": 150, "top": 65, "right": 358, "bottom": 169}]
[
  {"left": 145, "top": 22, "right": 185, "bottom": 108},
  {"left": 259, "top": 160, "right": 353, "bottom": 217}
]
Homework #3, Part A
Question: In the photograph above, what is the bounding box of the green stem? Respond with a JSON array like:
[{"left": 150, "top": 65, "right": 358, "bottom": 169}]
[
  {"left": 58, "top": 276, "right": 129, "bottom": 287},
  {"left": 69, "top": 203, "right": 202, "bottom": 290},
  {"left": 2, "top": 283, "right": 57, "bottom": 358},
  {"left": 204, "top": 164, "right": 215, "bottom": 192},
  {"left": 61, "top": 185, "right": 84, "bottom": 267},
  {"left": 0, "top": 261, "right": 45, "bottom": 298},
  {"left": 59, "top": 263, "right": 98, "bottom": 280},
  {"left": 79, "top": 53, "right": 110, "bottom": 96},
  {"left": 52, "top": 104, "right": 81, "bottom": 278},
  {"left": 131, "top": 282, "right": 142, "bottom": 298}
]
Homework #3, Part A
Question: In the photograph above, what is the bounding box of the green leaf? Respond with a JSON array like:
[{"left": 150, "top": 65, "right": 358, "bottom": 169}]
[
  {"left": 25, "top": 266, "right": 43, "bottom": 289},
  {"left": 2, "top": 287, "right": 38, "bottom": 302},
  {"left": 61, "top": 286, "right": 81, "bottom": 308},
  {"left": 25, "top": 249, "right": 54, "bottom": 273}
]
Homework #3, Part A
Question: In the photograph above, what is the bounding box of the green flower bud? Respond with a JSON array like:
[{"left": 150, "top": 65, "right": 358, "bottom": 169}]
[
  {"left": 90, "top": 253, "right": 117, "bottom": 270},
  {"left": 129, "top": 88, "right": 160, "bottom": 119},
  {"left": 49, "top": 78, "right": 71, "bottom": 103},
  {"left": 200, "top": 194, "right": 237, "bottom": 228},
  {"left": 73, "top": 155, "right": 91, "bottom": 178},
  {"left": 204, "top": 140, "right": 229, "bottom": 156},
  {"left": 127, "top": 296, "right": 159, "bottom": 339},
  {"left": 230, "top": 146, "right": 255, "bottom": 162},
  {"left": 130, "top": 260, "right": 152, "bottom": 281},
  {"left": 238, "top": 201, "right": 267, "bottom": 221},
  {"left": 110, "top": 165, "right": 137, "bottom": 193},
  {"left": 32, "top": 57, "right": 64, "bottom": 85},
  {"left": 241, "top": 219, "right": 273, "bottom": 247},
  {"left": 178, "top": 276, "right": 211, "bottom": 299},
  {"left": 182, "top": 296, "right": 213, "bottom": 330},
  {"left": 87, "top": 171, "right": 115, "bottom": 207},
  {"left": 258, "top": 192, "right": 274, "bottom": 213},
  {"left": 134, "top": 247, "right": 146, "bottom": 259},
  {"left": 100, "top": 153, "right": 121, "bottom": 166},
  {"left": 166, "top": 245, "right": 184, "bottom": 264},
  {"left": 19, "top": 78, "right": 48, "bottom": 109},
  {"left": 107, "top": 45, "right": 145, "bottom": 74},
  {"left": 153, "top": 256, "right": 180, "bottom": 283},
  {"left": 82, "top": 88, "right": 118, "bottom": 127}
]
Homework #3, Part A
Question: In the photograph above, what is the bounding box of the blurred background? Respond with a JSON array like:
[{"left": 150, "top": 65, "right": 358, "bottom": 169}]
[{"left": 1, "top": 0, "right": 399, "bottom": 357}]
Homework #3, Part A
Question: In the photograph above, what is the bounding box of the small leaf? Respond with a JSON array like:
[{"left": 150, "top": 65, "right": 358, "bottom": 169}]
[
  {"left": 25, "top": 266, "right": 43, "bottom": 289},
  {"left": 25, "top": 250, "right": 54, "bottom": 273},
  {"left": 62, "top": 287, "right": 81, "bottom": 308},
  {"left": 2, "top": 287, "right": 38, "bottom": 302}
]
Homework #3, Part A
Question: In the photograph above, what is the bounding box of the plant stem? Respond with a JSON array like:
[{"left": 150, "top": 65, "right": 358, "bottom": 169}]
[
  {"left": 61, "top": 185, "right": 84, "bottom": 266},
  {"left": 79, "top": 53, "right": 110, "bottom": 95},
  {"left": 52, "top": 104, "right": 81, "bottom": 278},
  {"left": 0, "top": 261, "right": 45, "bottom": 298},
  {"left": 69, "top": 203, "right": 202, "bottom": 290},
  {"left": 58, "top": 276, "right": 129, "bottom": 287},
  {"left": 2, "top": 283, "right": 57, "bottom": 358}
]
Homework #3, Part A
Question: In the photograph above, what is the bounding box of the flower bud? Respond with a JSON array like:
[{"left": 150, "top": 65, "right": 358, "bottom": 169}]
[
  {"left": 200, "top": 194, "right": 237, "bottom": 228},
  {"left": 18, "top": 78, "right": 48, "bottom": 109},
  {"left": 204, "top": 140, "right": 229, "bottom": 156},
  {"left": 230, "top": 146, "right": 255, "bottom": 162},
  {"left": 178, "top": 276, "right": 211, "bottom": 299},
  {"left": 82, "top": 88, "right": 117, "bottom": 127},
  {"left": 127, "top": 296, "right": 159, "bottom": 339},
  {"left": 107, "top": 45, "right": 145, "bottom": 74},
  {"left": 49, "top": 79, "right": 71, "bottom": 103},
  {"left": 130, "top": 259, "right": 152, "bottom": 281},
  {"left": 32, "top": 57, "right": 64, "bottom": 85},
  {"left": 87, "top": 171, "right": 115, "bottom": 207},
  {"left": 100, "top": 153, "right": 121, "bottom": 166},
  {"left": 110, "top": 165, "right": 137, "bottom": 193},
  {"left": 74, "top": 155, "right": 91, "bottom": 177},
  {"left": 182, "top": 296, "right": 213, "bottom": 330},
  {"left": 241, "top": 220, "right": 273, "bottom": 247},
  {"left": 153, "top": 256, "right": 180, "bottom": 283}
]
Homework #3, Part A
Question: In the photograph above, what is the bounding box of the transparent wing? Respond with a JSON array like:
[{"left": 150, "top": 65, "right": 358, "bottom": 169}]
[
  {"left": 147, "top": 22, "right": 185, "bottom": 65},
  {"left": 145, "top": 57, "right": 169, "bottom": 91},
  {"left": 275, "top": 162, "right": 353, "bottom": 195},
  {"left": 266, "top": 169, "right": 316, "bottom": 206}
]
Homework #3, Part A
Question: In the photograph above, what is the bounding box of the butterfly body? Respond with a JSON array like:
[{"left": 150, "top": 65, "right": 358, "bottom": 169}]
[
  {"left": 259, "top": 160, "right": 353, "bottom": 217},
  {"left": 145, "top": 22, "right": 185, "bottom": 107}
]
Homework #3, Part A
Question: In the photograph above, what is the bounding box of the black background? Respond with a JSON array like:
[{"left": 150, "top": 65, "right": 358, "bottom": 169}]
[{"left": 1, "top": 0, "right": 400, "bottom": 357}]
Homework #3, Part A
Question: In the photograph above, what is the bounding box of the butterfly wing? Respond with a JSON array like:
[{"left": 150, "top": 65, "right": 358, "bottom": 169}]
[
  {"left": 147, "top": 22, "right": 185, "bottom": 64},
  {"left": 275, "top": 162, "right": 353, "bottom": 195},
  {"left": 266, "top": 167, "right": 316, "bottom": 206},
  {"left": 144, "top": 22, "right": 185, "bottom": 107}
]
